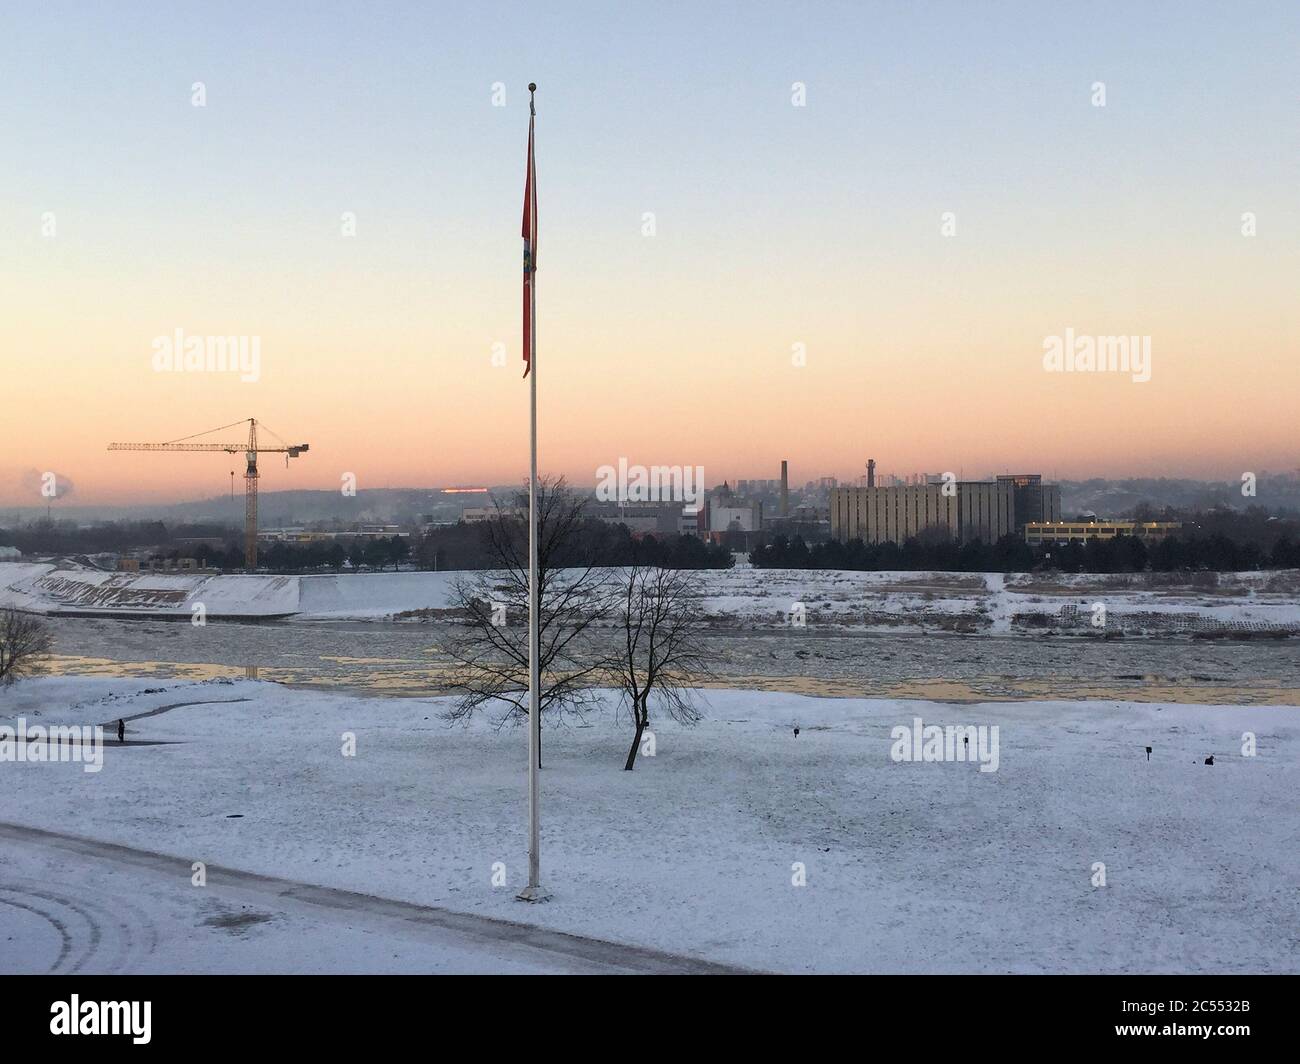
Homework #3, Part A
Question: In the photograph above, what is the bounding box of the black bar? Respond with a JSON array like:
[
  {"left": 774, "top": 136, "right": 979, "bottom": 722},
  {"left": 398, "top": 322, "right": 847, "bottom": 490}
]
[{"left": 2, "top": 974, "right": 1290, "bottom": 1051}]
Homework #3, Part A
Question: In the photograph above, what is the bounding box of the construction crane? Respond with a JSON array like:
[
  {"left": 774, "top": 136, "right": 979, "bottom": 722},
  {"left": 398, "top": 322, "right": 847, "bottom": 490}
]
[{"left": 109, "top": 418, "right": 309, "bottom": 571}]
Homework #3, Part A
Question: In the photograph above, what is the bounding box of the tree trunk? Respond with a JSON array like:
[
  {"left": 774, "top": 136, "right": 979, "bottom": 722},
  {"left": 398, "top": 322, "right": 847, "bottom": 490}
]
[
  {"left": 624, "top": 720, "right": 644, "bottom": 771},
  {"left": 623, "top": 701, "right": 647, "bottom": 771}
]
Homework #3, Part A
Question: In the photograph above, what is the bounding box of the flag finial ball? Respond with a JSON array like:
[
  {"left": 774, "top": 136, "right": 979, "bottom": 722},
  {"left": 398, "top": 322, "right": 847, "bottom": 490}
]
[{"left": 529, "top": 83, "right": 537, "bottom": 92}]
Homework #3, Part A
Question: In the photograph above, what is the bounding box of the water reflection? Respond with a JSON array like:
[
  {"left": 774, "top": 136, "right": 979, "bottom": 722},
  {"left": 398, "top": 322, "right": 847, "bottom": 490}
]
[
  {"left": 35, "top": 615, "right": 1300, "bottom": 705},
  {"left": 40, "top": 651, "right": 1300, "bottom": 705}
]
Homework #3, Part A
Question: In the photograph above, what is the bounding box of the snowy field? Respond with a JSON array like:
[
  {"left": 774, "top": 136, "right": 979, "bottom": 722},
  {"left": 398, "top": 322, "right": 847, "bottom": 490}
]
[
  {"left": 2, "top": 677, "right": 1296, "bottom": 973},
  {"left": 4, "top": 561, "right": 1299, "bottom": 635}
]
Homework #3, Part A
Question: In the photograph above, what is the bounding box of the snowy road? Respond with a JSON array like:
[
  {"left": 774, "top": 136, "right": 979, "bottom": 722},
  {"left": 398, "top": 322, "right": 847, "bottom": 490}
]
[{"left": 0, "top": 823, "right": 746, "bottom": 975}]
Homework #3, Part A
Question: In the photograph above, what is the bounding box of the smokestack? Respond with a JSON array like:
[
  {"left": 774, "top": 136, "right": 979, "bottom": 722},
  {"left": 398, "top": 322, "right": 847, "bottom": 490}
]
[
  {"left": 780, "top": 460, "right": 789, "bottom": 516},
  {"left": 867, "top": 458, "right": 876, "bottom": 488}
]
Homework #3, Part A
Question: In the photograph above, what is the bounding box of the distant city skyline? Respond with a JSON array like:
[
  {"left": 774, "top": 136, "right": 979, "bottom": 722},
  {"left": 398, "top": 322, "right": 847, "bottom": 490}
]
[
  {"left": 3, "top": 1, "right": 1297, "bottom": 507},
  {"left": 8, "top": 462, "right": 1300, "bottom": 519},
  {"left": 4, "top": 446, "right": 1300, "bottom": 510}
]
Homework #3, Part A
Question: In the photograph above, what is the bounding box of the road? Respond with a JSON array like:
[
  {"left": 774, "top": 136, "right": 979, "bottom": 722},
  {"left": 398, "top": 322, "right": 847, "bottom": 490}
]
[{"left": 0, "top": 823, "right": 746, "bottom": 975}]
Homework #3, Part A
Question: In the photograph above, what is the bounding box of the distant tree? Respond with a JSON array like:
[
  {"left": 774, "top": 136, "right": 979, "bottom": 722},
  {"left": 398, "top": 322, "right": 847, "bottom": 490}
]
[
  {"left": 415, "top": 521, "right": 493, "bottom": 570},
  {"left": 441, "top": 477, "right": 612, "bottom": 765},
  {"left": 362, "top": 539, "right": 389, "bottom": 570},
  {"left": 0, "top": 610, "right": 53, "bottom": 683},
  {"left": 1116, "top": 534, "right": 1149, "bottom": 573},
  {"left": 750, "top": 535, "right": 786, "bottom": 568},
  {"left": 992, "top": 533, "right": 1034, "bottom": 572},
  {"left": 610, "top": 559, "right": 709, "bottom": 770},
  {"left": 1272, "top": 536, "right": 1300, "bottom": 568}
]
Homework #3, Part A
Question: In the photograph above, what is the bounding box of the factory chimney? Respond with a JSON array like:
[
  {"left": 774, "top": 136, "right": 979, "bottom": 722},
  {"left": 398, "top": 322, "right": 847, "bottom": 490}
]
[
  {"left": 779, "top": 460, "right": 789, "bottom": 516},
  {"left": 867, "top": 458, "right": 876, "bottom": 488}
]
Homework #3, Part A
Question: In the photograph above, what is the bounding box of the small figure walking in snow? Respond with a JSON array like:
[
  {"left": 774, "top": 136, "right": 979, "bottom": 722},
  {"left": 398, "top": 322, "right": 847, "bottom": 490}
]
[
  {"left": 1204, "top": 755, "right": 1214, "bottom": 765},
  {"left": 793, "top": 726, "right": 800, "bottom": 738},
  {"left": 117, "top": 719, "right": 125, "bottom": 743}
]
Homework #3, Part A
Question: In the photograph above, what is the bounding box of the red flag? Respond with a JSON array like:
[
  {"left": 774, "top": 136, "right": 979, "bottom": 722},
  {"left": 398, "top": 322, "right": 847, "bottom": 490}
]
[{"left": 522, "top": 107, "right": 537, "bottom": 377}]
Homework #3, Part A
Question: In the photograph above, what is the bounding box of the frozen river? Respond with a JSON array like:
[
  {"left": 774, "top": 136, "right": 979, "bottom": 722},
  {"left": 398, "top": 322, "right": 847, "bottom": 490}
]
[{"left": 38, "top": 615, "right": 1300, "bottom": 704}]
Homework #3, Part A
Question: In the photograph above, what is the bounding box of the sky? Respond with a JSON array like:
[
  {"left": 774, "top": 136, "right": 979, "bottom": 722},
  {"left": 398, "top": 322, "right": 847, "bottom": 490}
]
[{"left": 1, "top": 1, "right": 1297, "bottom": 508}]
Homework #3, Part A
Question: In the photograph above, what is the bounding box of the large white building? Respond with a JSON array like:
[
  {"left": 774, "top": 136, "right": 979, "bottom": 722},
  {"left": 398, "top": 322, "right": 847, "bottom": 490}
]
[
  {"left": 709, "top": 502, "right": 762, "bottom": 534},
  {"left": 830, "top": 475, "right": 1060, "bottom": 544}
]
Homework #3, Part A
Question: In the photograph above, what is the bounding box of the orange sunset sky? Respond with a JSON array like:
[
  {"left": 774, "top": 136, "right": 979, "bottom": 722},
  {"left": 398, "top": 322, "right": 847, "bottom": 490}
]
[{"left": 2, "top": 3, "right": 1296, "bottom": 508}]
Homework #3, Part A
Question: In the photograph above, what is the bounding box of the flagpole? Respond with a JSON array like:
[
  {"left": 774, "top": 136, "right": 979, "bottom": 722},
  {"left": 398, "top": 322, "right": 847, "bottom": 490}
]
[{"left": 520, "top": 81, "right": 546, "bottom": 902}]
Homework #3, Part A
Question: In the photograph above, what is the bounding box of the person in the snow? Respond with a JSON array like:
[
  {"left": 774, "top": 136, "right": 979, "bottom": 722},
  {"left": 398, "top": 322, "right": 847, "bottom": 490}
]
[{"left": 117, "top": 719, "right": 125, "bottom": 743}]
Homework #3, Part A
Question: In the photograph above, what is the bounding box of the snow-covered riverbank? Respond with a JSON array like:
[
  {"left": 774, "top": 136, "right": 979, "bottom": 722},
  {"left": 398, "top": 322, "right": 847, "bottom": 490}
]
[{"left": 4, "top": 562, "right": 1299, "bottom": 636}]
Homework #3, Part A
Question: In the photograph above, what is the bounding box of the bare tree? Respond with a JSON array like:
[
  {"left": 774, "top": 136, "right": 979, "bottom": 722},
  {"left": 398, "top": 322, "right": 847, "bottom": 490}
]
[
  {"left": 442, "top": 476, "right": 611, "bottom": 763},
  {"left": 612, "top": 559, "right": 710, "bottom": 770},
  {"left": 0, "top": 610, "right": 54, "bottom": 683}
]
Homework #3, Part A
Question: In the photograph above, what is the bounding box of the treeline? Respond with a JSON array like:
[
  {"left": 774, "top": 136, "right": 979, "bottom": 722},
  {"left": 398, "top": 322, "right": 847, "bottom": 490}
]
[
  {"left": 0, "top": 519, "right": 234, "bottom": 556},
  {"left": 189, "top": 537, "right": 411, "bottom": 573},
  {"left": 753, "top": 532, "right": 1300, "bottom": 573},
  {"left": 1, "top": 515, "right": 732, "bottom": 572},
  {"left": 754, "top": 534, "right": 1036, "bottom": 572},
  {"left": 416, "top": 518, "right": 733, "bottom": 571},
  {"left": 1056, "top": 534, "right": 1300, "bottom": 573},
  {"left": 1131, "top": 504, "right": 1300, "bottom": 550}
]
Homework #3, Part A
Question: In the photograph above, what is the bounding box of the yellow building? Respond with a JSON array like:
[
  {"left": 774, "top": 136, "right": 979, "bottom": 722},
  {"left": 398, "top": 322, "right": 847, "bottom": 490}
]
[{"left": 1023, "top": 520, "right": 1181, "bottom": 545}]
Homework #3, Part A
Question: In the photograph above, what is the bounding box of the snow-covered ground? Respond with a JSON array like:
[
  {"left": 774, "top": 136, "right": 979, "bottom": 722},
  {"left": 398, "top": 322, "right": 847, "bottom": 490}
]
[
  {"left": 2, "top": 677, "right": 1295, "bottom": 973},
  {"left": 0, "top": 563, "right": 300, "bottom": 618},
  {"left": 0, "top": 835, "right": 622, "bottom": 974},
  {"left": 4, "top": 562, "right": 1299, "bottom": 635},
  {"left": 297, "top": 570, "right": 459, "bottom": 619}
]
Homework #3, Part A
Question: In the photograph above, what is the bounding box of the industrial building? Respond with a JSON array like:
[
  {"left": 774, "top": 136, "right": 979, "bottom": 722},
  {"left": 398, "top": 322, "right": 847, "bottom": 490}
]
[
  {"left": 257, "top": 525, "right": 409, "bottom": 542},
  {"left": 996, "top": 474, "right": 1059, "bottom": 532},
  {"left": 591, "top": 501, "right": 699, "bottom": 537},
  {"left": 709, "top": 500, "right": 762, "bottom": 534},
  {"left": 830, "top": 467, "right": 1060, "bottom": 545},
  {"left": 1023, "top": 520, "right": 1181, "bottom": 546}
]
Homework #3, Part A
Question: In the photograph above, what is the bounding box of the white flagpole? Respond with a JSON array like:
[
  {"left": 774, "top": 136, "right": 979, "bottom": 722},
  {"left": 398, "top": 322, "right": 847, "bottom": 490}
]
[{"left": 521, "top": 82, "right": 545, "bottom": 902}]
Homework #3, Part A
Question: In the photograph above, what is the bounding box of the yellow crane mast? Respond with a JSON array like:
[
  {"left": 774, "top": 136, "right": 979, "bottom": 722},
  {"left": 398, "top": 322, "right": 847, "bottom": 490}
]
[{"left": 109, "top": 418, "right": 309, "bottom": 571}]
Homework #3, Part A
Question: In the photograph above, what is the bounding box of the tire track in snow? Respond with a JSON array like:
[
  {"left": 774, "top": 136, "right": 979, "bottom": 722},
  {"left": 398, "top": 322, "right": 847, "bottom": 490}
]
[{"left": 0, "top": 891, "right": 74, "bottom": 972}]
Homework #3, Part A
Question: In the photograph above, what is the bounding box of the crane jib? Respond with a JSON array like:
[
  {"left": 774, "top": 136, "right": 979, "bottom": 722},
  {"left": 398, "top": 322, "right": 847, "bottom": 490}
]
[{"left": 107, "top": 420, "right": 308, "bottom": 572}]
